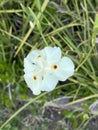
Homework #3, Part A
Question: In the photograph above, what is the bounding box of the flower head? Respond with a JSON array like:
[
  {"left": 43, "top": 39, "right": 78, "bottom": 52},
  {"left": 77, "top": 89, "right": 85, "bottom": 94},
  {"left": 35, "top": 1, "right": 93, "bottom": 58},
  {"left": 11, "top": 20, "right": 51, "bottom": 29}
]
[{"left": 24, "top": 46, "right": 75, "bottom": 95}]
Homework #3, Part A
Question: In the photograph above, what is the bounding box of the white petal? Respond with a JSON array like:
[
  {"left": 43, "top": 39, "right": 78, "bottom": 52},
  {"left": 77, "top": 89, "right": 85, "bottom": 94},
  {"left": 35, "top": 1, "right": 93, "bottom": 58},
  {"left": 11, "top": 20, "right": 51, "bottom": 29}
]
[
  {"left": 24, "top": 73, "right": 42, "bottom": 95},
  {"left": 24, "top": 58, "right": 37, "bottom": 73},
  {"left": 41, "top": 74, "right": 58, "bottom": 91},
  {"left": 43, "top": 46, "right": 61, "bottom": 62},
  {"left": 26, "top": 50, "right": 40, "bottom": 62},
  {"left": 27, "top": 49, "right": 46, "bottom": 64},
  {"left": 52, "top": 57, "right": 75, "bottom": 81}
]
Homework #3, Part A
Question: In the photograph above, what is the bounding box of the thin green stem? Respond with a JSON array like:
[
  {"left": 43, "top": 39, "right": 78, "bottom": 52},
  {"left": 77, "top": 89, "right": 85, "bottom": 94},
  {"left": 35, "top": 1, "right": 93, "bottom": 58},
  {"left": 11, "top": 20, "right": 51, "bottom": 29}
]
[{"left": 64, "top": 94, "right": 98, "bottom": 108}]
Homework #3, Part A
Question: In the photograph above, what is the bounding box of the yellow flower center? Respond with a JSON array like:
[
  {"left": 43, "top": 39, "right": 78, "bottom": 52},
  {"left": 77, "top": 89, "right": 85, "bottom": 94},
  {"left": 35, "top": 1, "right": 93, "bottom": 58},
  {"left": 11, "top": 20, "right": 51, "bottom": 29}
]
[
  {"left": 52, "top": 64, "right": 58, "bottom": 70},
  {"left": 33, "top": 75, "right": 37, "bottom": 80}
]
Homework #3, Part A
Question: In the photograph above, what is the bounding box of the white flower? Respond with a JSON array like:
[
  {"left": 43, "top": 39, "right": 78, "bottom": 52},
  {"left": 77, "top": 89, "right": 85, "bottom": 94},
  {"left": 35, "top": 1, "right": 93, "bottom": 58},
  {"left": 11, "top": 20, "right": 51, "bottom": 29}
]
[{"left": 24, "top": 46, "right": 75, "bottom": 95}]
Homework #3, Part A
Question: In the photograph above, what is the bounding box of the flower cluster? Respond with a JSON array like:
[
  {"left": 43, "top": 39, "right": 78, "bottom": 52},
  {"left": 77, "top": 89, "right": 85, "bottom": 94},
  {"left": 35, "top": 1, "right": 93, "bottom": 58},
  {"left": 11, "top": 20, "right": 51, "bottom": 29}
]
[{"left": 24, "top": 46, "right": 75, "bottom": 95}]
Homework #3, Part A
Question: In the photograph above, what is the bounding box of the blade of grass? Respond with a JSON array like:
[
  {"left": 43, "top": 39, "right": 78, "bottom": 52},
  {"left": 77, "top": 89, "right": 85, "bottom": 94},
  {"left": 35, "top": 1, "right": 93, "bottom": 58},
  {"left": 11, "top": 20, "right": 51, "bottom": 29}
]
[
  {"left": 76, "top": 13, "right": 98, "bottom": 71},
  {"left": 15, "top": 0, "right": 49, "bottom": 56},
  {"left": 0, "top": 9, "right": 23, "bottom": 13},
  {"left": 0, "top": 28, "right": 32, "bottom": 48},
  {"left": 64, "top": 94, "right": 98, "bottom": 108}
]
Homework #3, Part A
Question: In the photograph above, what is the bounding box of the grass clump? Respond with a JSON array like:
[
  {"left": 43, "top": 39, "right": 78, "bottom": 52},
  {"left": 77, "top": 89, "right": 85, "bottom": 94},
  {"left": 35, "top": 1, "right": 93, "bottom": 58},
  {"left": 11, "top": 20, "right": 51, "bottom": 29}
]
[{"left": 0, "top": 0, "right": 98, "bottom": 129}]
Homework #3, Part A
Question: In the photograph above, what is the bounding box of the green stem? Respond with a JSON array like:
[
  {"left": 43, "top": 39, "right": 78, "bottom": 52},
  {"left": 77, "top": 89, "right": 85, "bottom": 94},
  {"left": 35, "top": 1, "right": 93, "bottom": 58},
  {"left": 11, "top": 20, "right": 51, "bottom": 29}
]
[{"left": 64, "top": 94, "right": 98, "bottom": 107}]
